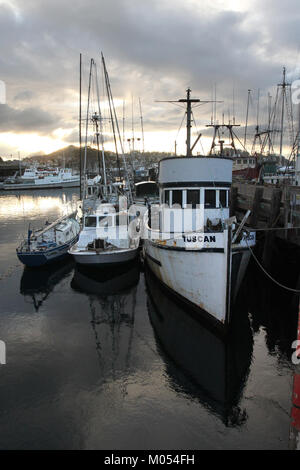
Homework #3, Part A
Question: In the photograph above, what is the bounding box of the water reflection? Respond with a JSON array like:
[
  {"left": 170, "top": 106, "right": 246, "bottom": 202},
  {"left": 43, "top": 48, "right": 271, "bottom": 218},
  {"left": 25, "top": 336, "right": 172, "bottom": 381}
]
[
  {"left": 246, "top": 252, "right": 298, "bottom": 361},
  {"left": 20, "top": 258, "right": 75, "bottom": 311},
  {"left": 71, "top": 262, "right": 140, "bottom": 385},
  {"left": 0, "top": 189, "right": 79, "bottom": 221},
  {"left": 145, "top": 267, "right": 253, "bottom": 426}
]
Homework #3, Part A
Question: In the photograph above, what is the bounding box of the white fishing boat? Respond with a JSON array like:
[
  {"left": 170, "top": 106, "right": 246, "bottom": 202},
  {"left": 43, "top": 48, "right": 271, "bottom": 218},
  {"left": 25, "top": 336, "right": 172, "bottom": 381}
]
[
  {"left": 143, "top": 88, "right": 256, "bottom": 331},
  {"left": 4, "top": 167, "right": 80, "bottom": 190},
  {"left": 69, "top": 202, "right": 140, "bottom": 265}
]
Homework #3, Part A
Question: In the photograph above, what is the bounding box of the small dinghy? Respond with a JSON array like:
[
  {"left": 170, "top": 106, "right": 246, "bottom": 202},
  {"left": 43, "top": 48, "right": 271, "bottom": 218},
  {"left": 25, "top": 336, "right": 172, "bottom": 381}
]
[{"left": 16, "top": 215, "right": 80, "bottom": 267}]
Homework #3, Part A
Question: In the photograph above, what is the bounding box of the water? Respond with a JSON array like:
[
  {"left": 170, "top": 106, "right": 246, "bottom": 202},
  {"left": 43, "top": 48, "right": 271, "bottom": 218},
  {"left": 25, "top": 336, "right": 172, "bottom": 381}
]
[{"left": 0, "top": 189, "right": 297, "bottom": 450}]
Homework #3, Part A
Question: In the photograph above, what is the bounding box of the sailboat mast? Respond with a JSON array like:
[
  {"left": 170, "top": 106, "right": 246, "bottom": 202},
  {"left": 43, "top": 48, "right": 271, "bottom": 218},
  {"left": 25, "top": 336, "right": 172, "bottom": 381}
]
[
  {"left": 83, "top": 58, "right": 93, "bottom": 200},
  {"left": 94, "top": 63, "right": 107, "bottom": 189},
  {"left": 79, "top": 53, "right": 82, "bottom": 200},
  {"left": 139, "top": 97, "right": 145, "bottom": 153},
  {"left": 279, "top": 67, "right": 286, "bottom": 160},
  {"left": 244, "top": 89, "right": 251, "bottom": 149},
  {"left": 131, "top": 95, "right": 135, "bottom": 152}
]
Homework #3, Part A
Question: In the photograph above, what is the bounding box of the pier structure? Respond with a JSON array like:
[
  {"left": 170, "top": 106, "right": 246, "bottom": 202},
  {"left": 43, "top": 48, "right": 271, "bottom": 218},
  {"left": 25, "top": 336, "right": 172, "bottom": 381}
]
[{"left": 231, "top": 183, "right": 300, "bottom": 258}]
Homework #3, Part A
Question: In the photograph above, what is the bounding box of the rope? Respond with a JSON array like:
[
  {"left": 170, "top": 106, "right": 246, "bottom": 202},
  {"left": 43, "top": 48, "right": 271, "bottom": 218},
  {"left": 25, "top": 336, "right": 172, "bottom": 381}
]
[
  {"left": 244, "top": 225, "right": 300, "bottom": 232},
  {"left": 246, "top": 239, "right": 300, "bottom": 294}
]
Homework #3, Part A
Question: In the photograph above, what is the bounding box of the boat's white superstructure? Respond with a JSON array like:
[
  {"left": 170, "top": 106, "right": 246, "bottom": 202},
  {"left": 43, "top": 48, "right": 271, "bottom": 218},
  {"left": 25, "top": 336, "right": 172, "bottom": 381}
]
[
  {"left": 69, "top": 202, "right": 140, "bottom": 265},
  {"left": 144, "top": 89, "right": 255, "bottom": 330}
]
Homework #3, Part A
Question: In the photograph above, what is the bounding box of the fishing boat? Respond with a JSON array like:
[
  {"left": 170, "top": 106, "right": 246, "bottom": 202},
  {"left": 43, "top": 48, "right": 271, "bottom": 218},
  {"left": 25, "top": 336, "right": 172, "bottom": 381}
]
[
  {"left": 143, "top": 88, "right": 256, "bottom": 332},
  {"left": 69, "top": 54, "right": 140, "bottom": 267},
  {"left": 16, "top": 215, "right": 80, "bottom": 267},
  {"left": 4, "top": 167, "right": 80, "bottom": 190},
  {"left": 69, "top": 202, "right": 140, "bottom": 265}
]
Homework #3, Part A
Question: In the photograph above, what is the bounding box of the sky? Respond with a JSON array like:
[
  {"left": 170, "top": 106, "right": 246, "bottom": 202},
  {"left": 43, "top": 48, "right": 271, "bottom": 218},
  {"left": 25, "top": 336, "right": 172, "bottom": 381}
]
[{"left": 1, "top": 0, "right": 300, "bottom": 160}]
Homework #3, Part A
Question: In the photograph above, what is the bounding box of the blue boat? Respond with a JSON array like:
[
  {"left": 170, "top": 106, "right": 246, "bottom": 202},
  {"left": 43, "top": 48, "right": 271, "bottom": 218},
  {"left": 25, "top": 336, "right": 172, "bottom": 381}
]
[{"left": 16, "top": 216, "right": 80, "bottom": 267}]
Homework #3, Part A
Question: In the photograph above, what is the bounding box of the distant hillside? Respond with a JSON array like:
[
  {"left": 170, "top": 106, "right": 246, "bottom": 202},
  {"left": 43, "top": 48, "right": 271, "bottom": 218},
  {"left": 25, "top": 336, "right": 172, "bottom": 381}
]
[{"left": 22, "top": 145, "right": 172, "bottom": 171}]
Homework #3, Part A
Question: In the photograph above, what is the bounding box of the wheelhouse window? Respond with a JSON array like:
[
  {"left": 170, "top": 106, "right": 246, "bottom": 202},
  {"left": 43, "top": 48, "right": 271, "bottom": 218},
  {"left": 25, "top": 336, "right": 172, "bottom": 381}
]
[
  {"left": 85, "top": 216, "right": 97, "bottom": 227},
  {"left": 164, "top": 190, "right": 170, "bottom": 206},
  {"left": 219, "top": 189, "right": 228, "bottom": 208},
  {"left": 205, "top": 189, "right": 216, "bottom": 208},
  {"left": 171, "top": 190, "right": 182, "bottom": 208},
  {"left": 186, "top": 190, "right": 200, "bottom": 209}
]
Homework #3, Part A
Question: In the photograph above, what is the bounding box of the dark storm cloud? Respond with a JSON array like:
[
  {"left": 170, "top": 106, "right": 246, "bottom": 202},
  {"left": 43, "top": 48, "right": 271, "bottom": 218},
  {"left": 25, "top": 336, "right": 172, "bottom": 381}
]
[
  {"left": 0, "top": 0, "right": 299, "bottom": 151},
  {"left": 0, "top": 103, "right": 60, "bottom": 133}
]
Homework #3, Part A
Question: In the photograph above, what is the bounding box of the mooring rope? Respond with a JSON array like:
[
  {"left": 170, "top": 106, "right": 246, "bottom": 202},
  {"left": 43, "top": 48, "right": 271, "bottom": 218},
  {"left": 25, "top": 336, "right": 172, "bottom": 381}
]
[
  {"left": 246, "top": 239, "right": 300, "bottom": 294},
  {"left": 245, "top": 225, "right": 300, "bottom": 232}
]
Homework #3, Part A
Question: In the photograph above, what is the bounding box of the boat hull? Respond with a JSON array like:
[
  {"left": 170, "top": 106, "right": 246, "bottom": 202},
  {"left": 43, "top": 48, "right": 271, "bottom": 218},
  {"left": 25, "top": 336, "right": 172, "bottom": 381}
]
[
  {"left": 17, "top": 235, "right": 79, "bottom": 267},
  {"left": 144, "top": 239, "right": 251, "bottom": 328},
  {"left": 69, "top": 246, "right": 139, "bottom": 266},
  {"left": 3, "top": 180, "right": 80, "bottom": 190}
]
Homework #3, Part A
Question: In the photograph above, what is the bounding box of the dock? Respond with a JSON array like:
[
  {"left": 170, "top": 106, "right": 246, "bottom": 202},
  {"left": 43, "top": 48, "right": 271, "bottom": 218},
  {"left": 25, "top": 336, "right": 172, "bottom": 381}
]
[{"left": 231, "top": 182, "right": 300, "bottom": 267}]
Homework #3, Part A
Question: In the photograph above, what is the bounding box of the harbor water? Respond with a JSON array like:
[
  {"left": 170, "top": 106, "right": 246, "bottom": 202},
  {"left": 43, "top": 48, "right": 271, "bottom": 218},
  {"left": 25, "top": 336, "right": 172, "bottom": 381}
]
[{"left": 0, "top": 189, "right": 297, "bottom": 449}]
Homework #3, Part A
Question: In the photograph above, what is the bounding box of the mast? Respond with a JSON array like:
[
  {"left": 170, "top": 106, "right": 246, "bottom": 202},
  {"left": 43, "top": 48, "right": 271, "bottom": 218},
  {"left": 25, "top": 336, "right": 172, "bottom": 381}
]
[
  {"left": 157, "top": 88, "right": 220, "bottom": 157},
  {"left": 186, "top": 88, "right": 192, "bottom": 156},
  {"left": 279, "top": 67, "right": 288, "bottom": 162},
  {"left": 139, "top": 97, "right": 145, "bottom": 153},
  {"left": 122, "top": 100, "right": 125, "bottom": 151},
  {"left": 94, "top": 62, "right": 107, "bottom": 189},
  {"left": 131, "top": 95, "right": 135, "bottom": 152},
  {"left": 79, "top": 53, "right": 82, "bottom": 200},
  {"left": 244, "top": 89, "right": 251, "bottom": 149},
  {"left": 83, "top": 58, "right": 93, "bottom": 200}
]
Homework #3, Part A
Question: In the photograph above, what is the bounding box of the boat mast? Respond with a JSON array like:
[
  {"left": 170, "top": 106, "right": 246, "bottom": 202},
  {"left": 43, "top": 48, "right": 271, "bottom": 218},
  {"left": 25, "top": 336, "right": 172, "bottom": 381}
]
[
  {"left": 279, "top": 67, "right": 289, "bottom": 162},
  {"left": 79, "top": 53, "right": 82, "bottom": 200},
  {"left": 131, "top": 95, "right": 135, "bottom": 152},
  {"left": 83, "top": 58, "right": 93, "bottom": 200},
  {"left": 157, "top": 88, "right": 219, "bottom": 157},
  {"left": 177, "top": 88, "right": 201, "bottom": 156},
  {"left": 244, "top": 89, "right": 251, "bottom": 149},
  {"left": 139, "top": 97, "right": 145, "bottom": 153},
  {"left": 94, "top": 62, "right": 107, "bottom": 189}
]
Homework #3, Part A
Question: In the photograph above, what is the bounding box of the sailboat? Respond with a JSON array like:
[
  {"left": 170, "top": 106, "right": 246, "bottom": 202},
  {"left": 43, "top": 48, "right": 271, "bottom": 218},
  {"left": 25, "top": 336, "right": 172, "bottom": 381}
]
[
  {"left": 17, "top": 214, "right": 80, "bottom": 267},
  {"left": 69, "top": 54, "right": 141, "bottom": 267},
  {"left": 143, "top": 88, "right": 256, "bottom": 332}
]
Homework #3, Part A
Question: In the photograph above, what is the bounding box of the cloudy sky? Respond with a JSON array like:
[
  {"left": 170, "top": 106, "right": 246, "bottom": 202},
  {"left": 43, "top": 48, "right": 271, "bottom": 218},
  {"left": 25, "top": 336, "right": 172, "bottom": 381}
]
[{"left": 1, "top": 0, "right": 300, "bottom": 159}]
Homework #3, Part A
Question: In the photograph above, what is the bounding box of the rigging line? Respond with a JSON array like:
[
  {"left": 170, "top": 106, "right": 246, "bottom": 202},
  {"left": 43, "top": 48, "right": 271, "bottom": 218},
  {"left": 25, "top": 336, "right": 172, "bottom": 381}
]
[
  {"left": 175, "top": 110, "right": 187, "bottom": 141},
  {"left": 101, "top": 53, "right": 133, "bottom": 204},
  {"left": 94, "top": 61, "right": 107, "bottom": 188},
  {"left": 83, "top": 58, "right": 93, "bottom": 200},
  {"left": 246, "top": 239, "right": 300, "bottom": 294},
  {"left": 102, "top": 55, "right": 122, "bottom": 182}
]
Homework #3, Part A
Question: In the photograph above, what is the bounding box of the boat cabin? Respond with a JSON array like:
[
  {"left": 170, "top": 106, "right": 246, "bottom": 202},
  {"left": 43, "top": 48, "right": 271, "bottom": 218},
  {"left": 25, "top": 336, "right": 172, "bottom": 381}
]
[{"left": 157, "top": 156, "right": 232, "bottom": 233}]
